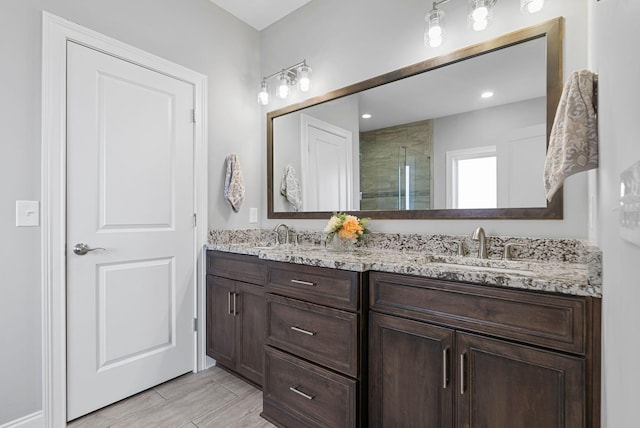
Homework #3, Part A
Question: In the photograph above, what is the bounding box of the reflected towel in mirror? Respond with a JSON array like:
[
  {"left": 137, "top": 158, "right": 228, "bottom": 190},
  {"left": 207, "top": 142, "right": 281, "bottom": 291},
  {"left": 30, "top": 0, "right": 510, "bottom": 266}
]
[
  {"left": 224, "top": 154, "right": 245, "bottom": 212},
  {"left": 280, "top": 164, "right": 303, "bottom": 211},
  {"left": 544, "top": 70, "right": 598, "bottom": 201}
]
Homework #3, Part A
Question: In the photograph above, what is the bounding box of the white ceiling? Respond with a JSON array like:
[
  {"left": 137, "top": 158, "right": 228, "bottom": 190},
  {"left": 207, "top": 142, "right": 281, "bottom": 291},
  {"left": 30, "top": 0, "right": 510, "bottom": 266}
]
[{"left": 208, "top": 0, "right": 314, "bottom": 31}]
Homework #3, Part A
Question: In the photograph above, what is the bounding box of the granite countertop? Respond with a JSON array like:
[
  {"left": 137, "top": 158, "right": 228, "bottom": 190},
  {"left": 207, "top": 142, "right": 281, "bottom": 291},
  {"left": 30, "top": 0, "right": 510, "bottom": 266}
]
[{"left": 207, "top": 240, "right": 602, "bottom": 298}]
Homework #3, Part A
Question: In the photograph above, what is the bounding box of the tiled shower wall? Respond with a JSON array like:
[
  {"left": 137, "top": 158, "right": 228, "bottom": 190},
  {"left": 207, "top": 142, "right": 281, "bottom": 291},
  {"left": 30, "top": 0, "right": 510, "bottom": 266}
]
[{"left": 359, "top": 119, "right": 434, "bottom": 210}]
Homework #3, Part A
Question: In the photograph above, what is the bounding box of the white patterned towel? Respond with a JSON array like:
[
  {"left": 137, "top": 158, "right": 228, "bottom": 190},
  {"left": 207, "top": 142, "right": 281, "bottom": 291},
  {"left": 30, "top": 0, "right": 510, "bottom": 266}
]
[
  {"left": 224, "top": 154, "right": 245, "bottom": 212},
  {"left": 280, "top": 164, "right": 303, "bottom": 211},
  {"left": 544, "top": 70, "right": 598, "bottom": 201}
]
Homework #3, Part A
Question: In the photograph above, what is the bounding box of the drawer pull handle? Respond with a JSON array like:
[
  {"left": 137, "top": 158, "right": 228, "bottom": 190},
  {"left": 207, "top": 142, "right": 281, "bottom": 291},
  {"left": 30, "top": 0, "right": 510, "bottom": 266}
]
[
  {"left": 290, "top": 326, "right": 316, "bottom": 336},
  {"left": 291, "top": 279, "right": 316, "bottom": 287},
  {"left": 232, "top": 292, "right": 238, "bottom": 316},
  {"left": 289, "top": 386, "right": 315, "bottom": 400},
  {"left": 442, "top": 347, "right": 450, "bottom": 389},
  {"left": 460, "top": 352, "right": 466, "bottom": 395}
]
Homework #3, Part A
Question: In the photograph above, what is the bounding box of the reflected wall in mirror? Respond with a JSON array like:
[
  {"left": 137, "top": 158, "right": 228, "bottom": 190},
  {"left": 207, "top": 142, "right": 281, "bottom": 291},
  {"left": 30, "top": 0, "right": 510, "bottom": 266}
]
[{"left": 268, "top": 18, "right": 563, "bottom": 220}]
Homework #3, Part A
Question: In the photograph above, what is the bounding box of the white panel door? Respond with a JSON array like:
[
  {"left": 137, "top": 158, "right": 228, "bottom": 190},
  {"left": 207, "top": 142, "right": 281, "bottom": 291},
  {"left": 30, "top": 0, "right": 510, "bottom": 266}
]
[
  {"left": 498, "top": 124, "right": 547, "bottom": 208},
  {"left": 301, "top": 115, "right": 353, "bottom": 211},
  {"left": 66, "top": 41, "right": 195, "bottom": 420}
]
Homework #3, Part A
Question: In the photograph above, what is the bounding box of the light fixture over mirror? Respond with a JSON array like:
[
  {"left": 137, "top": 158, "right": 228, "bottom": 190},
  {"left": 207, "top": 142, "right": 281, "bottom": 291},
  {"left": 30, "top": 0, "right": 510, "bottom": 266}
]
[
  {"left": 267, "top": 18, "right": 563, "bottom": 220},
  {"left": 521, "top": 0, "right": 545, "bottom": 14},
  {"left": 258, "top": 60, "right": 312, "bottom": 106},
  {"left": 425, "top": 0, "right": 546, "bottom": 48}
]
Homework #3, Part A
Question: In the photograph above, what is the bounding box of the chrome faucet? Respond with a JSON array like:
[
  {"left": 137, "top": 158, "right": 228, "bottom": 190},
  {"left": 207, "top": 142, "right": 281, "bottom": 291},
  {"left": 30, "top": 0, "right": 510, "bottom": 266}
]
[
  {"left": 503, "top": 243, "right": 526, "bottom": 260},
  {"left": 273, "top": 223, "right": 290, "bottom": 245},
  {"left": 471, "top": 227, "right": 487, "bottom": 259}
]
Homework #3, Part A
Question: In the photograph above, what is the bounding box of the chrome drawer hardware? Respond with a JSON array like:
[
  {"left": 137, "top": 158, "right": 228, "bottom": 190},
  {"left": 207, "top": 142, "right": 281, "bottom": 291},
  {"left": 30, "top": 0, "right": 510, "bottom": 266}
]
[
  {"left": 289, "top": 386, "right": 315, "bottom": 400},
  {"left": 290, "top": 326, "right": 316, "bottom": 336},
  {"left": 228, "top": 292, "right": 238, "bottom": 316},
  {"left": 442, "top": 347, "right": 450, "bottom": 389},
  {"left": 460, "top": 352, "right": 467, "bottom": 395},
  {"left": 291, "top": 279, "right": 316, "bottom": 286}
]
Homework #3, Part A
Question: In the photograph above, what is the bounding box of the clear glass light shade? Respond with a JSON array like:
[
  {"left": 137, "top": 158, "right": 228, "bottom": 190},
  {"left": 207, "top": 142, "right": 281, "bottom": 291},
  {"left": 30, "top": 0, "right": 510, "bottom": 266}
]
[
  {"left": 424, "top": 8, "right": 445, "bottom": 48},
  {"left": 277, "top": 74, "right": 290, "bottom": 99},
  {"left": 297, "top": 65, "right": 312, "bottom": 92},
  {"left": 469, "top": 0, "right": 493, "bottom": 32},
  {"left": 257, "top": 81, "right": 269, "bottom": 105},
  {"left": 521, "top": 0, "right": 544, "bottom": 14}
]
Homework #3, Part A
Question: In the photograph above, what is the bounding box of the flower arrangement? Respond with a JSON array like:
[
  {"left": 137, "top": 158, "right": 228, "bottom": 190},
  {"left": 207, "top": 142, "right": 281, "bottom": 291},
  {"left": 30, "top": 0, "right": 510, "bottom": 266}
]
[{"left": 324, "top": 212, "right": 370, "bottom": 244}]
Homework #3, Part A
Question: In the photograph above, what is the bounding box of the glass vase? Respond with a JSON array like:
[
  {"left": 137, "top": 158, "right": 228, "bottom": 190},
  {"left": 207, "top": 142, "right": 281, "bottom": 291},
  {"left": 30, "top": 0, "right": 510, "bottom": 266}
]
[{"left": 328, "top": 234, "right": 356, "bottom": 252}]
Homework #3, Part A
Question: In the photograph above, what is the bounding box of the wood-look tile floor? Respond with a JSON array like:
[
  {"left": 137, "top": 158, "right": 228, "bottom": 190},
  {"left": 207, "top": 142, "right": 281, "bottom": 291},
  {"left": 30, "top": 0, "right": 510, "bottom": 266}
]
[{"left": 67, "top": 366, "right": 277, "bottom": 427}]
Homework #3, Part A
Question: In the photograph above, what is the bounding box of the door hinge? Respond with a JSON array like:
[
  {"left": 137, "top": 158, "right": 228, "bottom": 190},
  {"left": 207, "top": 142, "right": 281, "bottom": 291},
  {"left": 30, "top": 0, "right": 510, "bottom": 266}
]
[
  {"left": 191, "top": 109, "right": 196, "bottom": 123},
  {"left": 193, "top": 213, "right": 197, "bottom": 228},
  {"left": 193, "top": 318, "right": 198, "bottom": 332}
]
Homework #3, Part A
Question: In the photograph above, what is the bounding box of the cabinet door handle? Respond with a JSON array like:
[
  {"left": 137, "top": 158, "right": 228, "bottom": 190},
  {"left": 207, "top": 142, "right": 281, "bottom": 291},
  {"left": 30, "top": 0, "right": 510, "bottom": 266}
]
[
  {"left": 290, "top": 326, "right": 316, "bottom": 336},
  {"left": 442, "top": 347, "right": 450, "bottom": 389},
  {"left": 232, "top": 292, "right": 238, "bottom": 316},
  {"left": 290, "top": 279, "right": 316, "bottom": 287},
  {"left": 460, "top": 352, "right": 466, "bottom": 395},
  {"left": 228, "top": 291, "right": 233, "bottom": 315},
  {"left": 289, "top": 386, "right": 315, "bottom": 400}
]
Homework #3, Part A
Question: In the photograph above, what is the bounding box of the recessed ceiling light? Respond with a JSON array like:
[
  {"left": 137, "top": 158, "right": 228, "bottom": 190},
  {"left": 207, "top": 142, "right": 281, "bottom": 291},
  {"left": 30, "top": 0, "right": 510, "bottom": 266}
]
[
  {"left": 481, "top": 91, "right": 494, "bottom": 99},
  {"left": 361, "top": 113, "right": 372, "bottom": 119}
]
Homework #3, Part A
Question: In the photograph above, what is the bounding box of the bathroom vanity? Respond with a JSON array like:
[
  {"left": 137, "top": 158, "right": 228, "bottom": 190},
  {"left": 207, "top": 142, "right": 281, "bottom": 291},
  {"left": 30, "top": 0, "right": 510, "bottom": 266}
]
[{"left": 206, "top": 232, "right": 601, "bottom": 428}]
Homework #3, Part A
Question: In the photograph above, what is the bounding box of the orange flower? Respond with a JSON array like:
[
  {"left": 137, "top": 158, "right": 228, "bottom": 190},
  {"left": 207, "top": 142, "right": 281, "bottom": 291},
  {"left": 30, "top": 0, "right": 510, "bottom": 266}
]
[{"left": 338, "top": 215, "right": 363, "bottom": 240}]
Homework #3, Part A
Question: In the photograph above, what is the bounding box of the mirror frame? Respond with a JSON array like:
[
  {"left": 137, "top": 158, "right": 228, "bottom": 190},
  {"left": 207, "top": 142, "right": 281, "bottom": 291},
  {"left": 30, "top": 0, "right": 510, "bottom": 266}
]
[{"left": 267, "top": 18, "right": 563, "bottom": 220}]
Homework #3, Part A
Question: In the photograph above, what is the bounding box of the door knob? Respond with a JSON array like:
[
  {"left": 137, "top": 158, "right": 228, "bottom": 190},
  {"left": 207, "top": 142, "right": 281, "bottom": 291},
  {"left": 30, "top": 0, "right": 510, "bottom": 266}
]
[{"left": 73, "top": 243, "right": 105, "bottom": 256}]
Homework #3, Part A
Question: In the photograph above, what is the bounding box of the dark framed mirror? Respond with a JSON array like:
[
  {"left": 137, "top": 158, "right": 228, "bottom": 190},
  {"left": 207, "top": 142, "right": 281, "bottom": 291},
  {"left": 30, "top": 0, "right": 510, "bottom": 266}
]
[{"left": 268, "top": 18, "right": 563, "bottom": 220}]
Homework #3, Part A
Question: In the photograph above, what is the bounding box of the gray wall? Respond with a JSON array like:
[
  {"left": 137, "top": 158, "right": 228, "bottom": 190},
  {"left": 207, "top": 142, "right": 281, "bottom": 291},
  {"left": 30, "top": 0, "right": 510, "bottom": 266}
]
[
  {"left": 591, "top": 1, "right": 640, "bottom": 427},
  {"left": 0, "top": 0, "right": 260, "bottom": 424},
  {"left": 260, "top": 0, "right": 589, "bottom": 238}
]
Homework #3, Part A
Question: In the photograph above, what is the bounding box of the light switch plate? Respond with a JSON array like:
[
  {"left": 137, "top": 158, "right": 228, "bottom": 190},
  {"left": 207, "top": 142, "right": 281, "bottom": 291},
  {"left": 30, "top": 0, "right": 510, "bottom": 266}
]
[
  {"left": 249, "top": 207, "right": 258, "bottom": 223},
  {"left": 16, "top": 200, "right": 39, "bottom": 227}
]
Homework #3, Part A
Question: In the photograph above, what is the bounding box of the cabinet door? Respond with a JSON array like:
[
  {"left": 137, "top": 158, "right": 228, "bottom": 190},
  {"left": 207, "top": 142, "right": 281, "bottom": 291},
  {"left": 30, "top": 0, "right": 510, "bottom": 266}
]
[
  {"left": 235, "top": 281, "right": 265, "bottom": 386},
  {"left": 457, "top": 332, "right": 585, "bottom": 428},
  {"left": 369, "top": 312, "right": 454, "bottom": 428},
  {"left": 206, "top": 275, "right": 235, "bottom": 368}
]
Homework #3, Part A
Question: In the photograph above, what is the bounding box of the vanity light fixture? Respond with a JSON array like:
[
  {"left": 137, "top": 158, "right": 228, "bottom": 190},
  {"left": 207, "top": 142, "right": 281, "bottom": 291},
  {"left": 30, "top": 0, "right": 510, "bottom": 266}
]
[
  {"left": 468, "top": 0, "right": 496, "bottom": 32},
  {"left": 257, "top": 60, "right": 312, "bottom": 106},
  {"left": 424, "top": 0, "right": 546, "bottom": 48},
  {"left": 521, "top": 0, "right": 544, "bottom": 14},
  {"left": 424, "top": 0, "right": 449, "bottom": 48}
]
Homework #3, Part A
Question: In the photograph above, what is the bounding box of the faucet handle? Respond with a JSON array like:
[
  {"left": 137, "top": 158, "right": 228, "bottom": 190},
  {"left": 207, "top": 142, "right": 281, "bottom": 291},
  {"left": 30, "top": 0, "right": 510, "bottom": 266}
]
[
  {"left": 503, "top": 243, "right": 526, "bottom": 260},
  {"left": 452, "top": 240, "right": 466, "bottom": 256}
]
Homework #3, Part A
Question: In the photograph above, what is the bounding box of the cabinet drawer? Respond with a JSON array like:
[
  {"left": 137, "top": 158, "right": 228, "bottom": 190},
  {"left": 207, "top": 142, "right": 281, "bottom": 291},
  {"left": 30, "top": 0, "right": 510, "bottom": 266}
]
[
  {"left": 263, "top": 346, "right": 356, "bottom": 428},
  {"left": 267, "top": 262, "right": 359, "bottom": 310},
  {"left": 266, "top": 294, "right": 358, "bottom": 377},
  {"left": 370, "top": 271, "right": 587, "bottom": 354},
  {"left": 207, "top": 251, "right": 266, "bottom": 285}
]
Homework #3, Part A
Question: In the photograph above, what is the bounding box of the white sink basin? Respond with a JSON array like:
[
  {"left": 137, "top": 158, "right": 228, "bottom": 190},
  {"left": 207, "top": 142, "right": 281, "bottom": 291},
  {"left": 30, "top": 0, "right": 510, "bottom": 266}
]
[
  {"left": 422, "top": 254, "right": 536, "bottom": 276},
  {"left": 432, "top": 262, "right": 535, "bottom": 276}
]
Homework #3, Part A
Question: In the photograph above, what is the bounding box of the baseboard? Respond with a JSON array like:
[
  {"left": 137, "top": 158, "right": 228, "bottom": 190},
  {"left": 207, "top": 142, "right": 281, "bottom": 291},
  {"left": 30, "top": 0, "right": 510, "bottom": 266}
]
[{"left": 0, "top": 411, "right": 44, "bottom": 428}]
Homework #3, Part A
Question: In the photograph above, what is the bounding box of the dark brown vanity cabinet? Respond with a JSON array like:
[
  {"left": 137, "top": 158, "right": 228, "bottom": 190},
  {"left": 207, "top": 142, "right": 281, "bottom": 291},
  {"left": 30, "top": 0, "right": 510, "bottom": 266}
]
[
  {"left": 262, "top": 262, "right": 367, "bottom": 428},
  {"left": 369, "top": 271, "right": 601, "bottom": 428},
  {"left": 206, "top": 251, "right": 267, "bottom": 386}
]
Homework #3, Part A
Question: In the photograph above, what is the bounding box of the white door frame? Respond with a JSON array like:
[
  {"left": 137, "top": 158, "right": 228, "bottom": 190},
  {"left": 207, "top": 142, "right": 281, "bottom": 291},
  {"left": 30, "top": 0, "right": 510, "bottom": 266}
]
[{"left": 41, "top": 12, "right": 208, "bottom": 427}]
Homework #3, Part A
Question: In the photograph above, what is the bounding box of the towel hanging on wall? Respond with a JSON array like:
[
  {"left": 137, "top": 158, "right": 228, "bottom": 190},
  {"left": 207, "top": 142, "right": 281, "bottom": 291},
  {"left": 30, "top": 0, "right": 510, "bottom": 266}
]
[
  {"left": 280, "top": 164, "right": 303, "bottom": 211},
  {"left": 544, "top": 69, "right": 599, "bottom": 201},
  {"left": 224, "top": 154, "right": 245, "bottom": 212}
]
